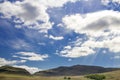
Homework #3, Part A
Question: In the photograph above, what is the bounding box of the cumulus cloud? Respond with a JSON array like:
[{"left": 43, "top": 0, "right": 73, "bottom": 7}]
[
  {"left": 49, "top": 35, "right": 64, "bottom": 40},
  {"left": 60, "top": 46, "right": 95, "bottom": 58},
  {"left": 14, "top": 52, "right": 49, "bottom": 61},
  {"left": 0, "top": 0, "right": 80, "bottom": 33},
  {"left": 58, "top": 10, "right": 120, "bottom": 58},
  {"left": 13, "top": 65, "right": 40, "bottom": 74},
  {"left": 62, "top": 10, "right": 120, "bottom": 38},
  {"left": 58, "top": 35, "right": 120, "bottom": 58},
  {"left": 63, "top": 10, "right": 120, "bottom": 36},
  {"left": 0, "top": 0, "right": 52, "bottom": 33},
  {"left": 57, "top": 38, "right": 95, "bottom": 58},
  {"left": 0, "top": 57, "right": 26, "bottom": 67},
  {"left": 82, "top": 36, "right": 120, "bottom": 53}
]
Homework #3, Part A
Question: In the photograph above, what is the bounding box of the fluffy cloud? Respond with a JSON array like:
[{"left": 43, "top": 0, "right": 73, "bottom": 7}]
[
  {"left": 49, "top": 35, "right": 64, "bottom": 40},
  {"left": 14, "top": 52, "right": 49, "bottom": 61},
  {"left": 0, "top": 0, "right": 52, "bottom": 33},
  {"left": 13, "top": 65, "right": 40, "bottom": 74},
  {"left": 57, "top": 38, "right": 95, "bottom": 58},
  {"left": 62, "top": 10, "right": 120, "bottom": 38},
  {"left": 58, "top": 10, "right": 120, "bottom": 58},
  {"left": 0, "top": 57, "right": 26, "bottom": 67},
  {"left": 58, "top": 35, "right": 120, "bottom": 58},
  {"left": 82, "top": 36, "right": 120, "bottom": 53},
  {"left": 59, "top": 46, "right": 95, "bottom": 58},
  {"left": 0, "top": 0, "right": 80, "bottom": 33},
  {"left": 63, "top": 10, "right": 120, "bottom": 36}
]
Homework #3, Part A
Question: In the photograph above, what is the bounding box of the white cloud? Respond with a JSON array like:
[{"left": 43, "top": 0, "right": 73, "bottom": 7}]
[
  {"left": 62, "top": 10, "right": 120, "bottom": 40},
  {"left": 64, "top": 46, "right": 72, "bottom": 49},
  {"left": 0, "top": 0, "right": 52, "bottom": 33},
  {"left": 14, "top": 52, "right": 49, "bottom": 61},
  {"left": 58, "top": 35, "right": 120, "bottom": 58},
  {"left": 62, "top": 10, "right": 120, "bottom": 37},
  {"left": 58, "top": 10, "right": 120, "bottom": 58},
  {"left": 13, "top": 65, "right": 40, "bottom": 74},
  {"left": 49, "top": 35, "right": 64, "bottom": 40},
  {"left": 0, "top": 0, "right": 80, "bottom": 33},
  {"left": 0, "top": 57, "right": 26, "bottom": 67},
  {"left": 82, "top": 36, "right": 120, "bottom": 53},
  {"left": 59, "top": 46, "right": 95, "bottom": 58},
  {"left": 36, "top": 0, "right": 80, "bottom": 7},
  {"left": 9, "top": 39, "right": 32, "bottom": 50}
]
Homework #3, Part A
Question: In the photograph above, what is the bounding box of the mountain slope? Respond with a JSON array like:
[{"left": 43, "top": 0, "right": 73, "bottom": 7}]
[
  {"left": 0, "top": 66, "right": 30, "bottom": 75},
  {"left": 34, "top": 65, "right": 120, "bottom": 76}
]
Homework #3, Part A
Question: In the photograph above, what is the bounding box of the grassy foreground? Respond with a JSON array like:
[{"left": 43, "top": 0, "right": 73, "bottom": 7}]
[{"left": 0, "top": 70, "right": 120, "bottom": 80}]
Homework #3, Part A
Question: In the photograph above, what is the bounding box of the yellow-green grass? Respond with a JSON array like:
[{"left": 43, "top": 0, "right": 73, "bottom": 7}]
[
  {"left": 0, "top": 70, "right": 120, "bottom": 80},
  {"left": 102, "top": 70, "right": 120, "bottom": 80}
]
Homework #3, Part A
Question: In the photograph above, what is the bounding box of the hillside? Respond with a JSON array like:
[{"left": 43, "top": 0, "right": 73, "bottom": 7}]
[
  {"left": 0, "top": 70, "right": 120, "bottom": 80},
  {"left": 0, "top": 66, "right": 30, "bottom": 75},
  {"left": 34, "top": 65, "right": 120, "bottom": 76}
]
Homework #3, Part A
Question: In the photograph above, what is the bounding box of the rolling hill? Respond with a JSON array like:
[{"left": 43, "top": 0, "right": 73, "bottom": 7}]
[
  {"left": 0, "top": 65, "right": 120, "bottom": 80},
  {"left": 0, "top": 66, "right": 30, "bottom": 75},
  {"left": 34, "top": 65, "right": 120, "bottom": 76},
  {"left": 0, "top": 68, "right": 120, "bottom": 80}
]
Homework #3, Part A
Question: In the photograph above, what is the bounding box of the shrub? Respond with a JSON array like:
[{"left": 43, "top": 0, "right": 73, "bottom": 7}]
[
  {"left": 64, "top": 76, "right": 71, "bottom": 80},
  {"left": 68, "top": 77, "right": 71, "bottom": 80},
  {"left": 85, "top": 74, "right": 106, "bottom": 80}
]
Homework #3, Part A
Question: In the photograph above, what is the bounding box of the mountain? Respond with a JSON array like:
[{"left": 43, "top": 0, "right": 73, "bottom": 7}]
[
  {"left": 0, "top": 66, "right": 30, "bottom": 75},
  {"left": 0, "top": 69, "right": 120, "bottom": 80},
  {"left": 34, "top": 65, "right": 120, "bottom": 76}
]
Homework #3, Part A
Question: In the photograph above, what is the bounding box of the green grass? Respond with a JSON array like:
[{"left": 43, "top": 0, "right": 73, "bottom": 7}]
[{"left": 0, "top": 70, "right": 120, "bottom": 80}]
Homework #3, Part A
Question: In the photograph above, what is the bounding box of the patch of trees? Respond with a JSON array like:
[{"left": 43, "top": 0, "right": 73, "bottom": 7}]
[
  {"left": 85, "top": 74, "right": 106, "bottom": 80},
  {"left": 64, "top": 76, "right": 71, "bottom": 80}
]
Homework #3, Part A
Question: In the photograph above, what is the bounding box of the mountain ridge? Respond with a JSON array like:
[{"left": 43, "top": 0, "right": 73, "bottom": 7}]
[
  {"left": 0, "top": 65, "right": 120, "bottom": 76},
  {"left": 34, "top": 65, "right": 120, "bottom": 76}
]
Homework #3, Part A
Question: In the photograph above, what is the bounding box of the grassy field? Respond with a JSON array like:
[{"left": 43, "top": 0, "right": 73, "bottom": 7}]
[{"left": 0, "top": 70, "right": 120, "bottom": 80}]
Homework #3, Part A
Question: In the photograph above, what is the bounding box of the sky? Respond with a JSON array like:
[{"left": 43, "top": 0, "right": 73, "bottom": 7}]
[{"left": 0, "top": 0, "right": 120, "bottom": 74}]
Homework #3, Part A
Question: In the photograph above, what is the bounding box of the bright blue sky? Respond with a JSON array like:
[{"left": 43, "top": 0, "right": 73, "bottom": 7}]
[{"left": 0, "top": 0, "right": 120, "bottom": 74}]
